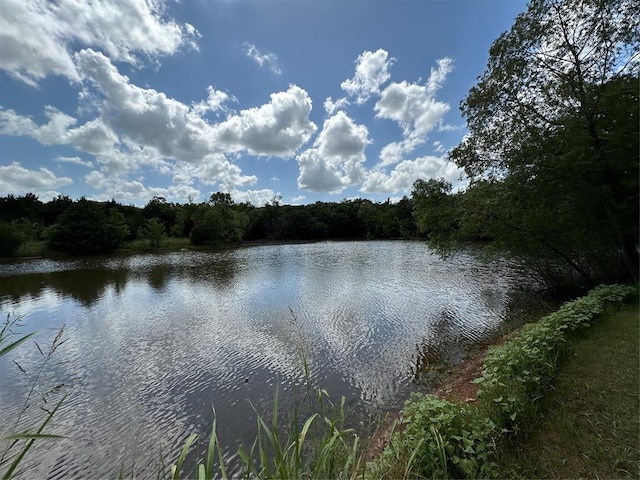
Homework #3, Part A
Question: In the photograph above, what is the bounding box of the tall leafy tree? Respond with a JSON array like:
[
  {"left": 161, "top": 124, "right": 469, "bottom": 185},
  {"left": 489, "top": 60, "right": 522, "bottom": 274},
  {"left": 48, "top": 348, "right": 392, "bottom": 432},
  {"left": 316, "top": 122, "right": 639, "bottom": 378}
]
[
  {"left": 47, "top": 199, "right": 130, "bottom": 255},
  {"left": 448, "top": 0, "right": 639, "bottom": 288}
]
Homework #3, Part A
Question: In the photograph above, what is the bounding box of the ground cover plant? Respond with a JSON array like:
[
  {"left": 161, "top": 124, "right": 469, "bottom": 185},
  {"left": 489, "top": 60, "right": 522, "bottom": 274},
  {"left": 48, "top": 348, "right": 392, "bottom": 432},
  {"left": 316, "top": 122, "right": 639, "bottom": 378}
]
[
  {"left": 368, "top": 284, "right": 635, "bottom": 479},
  {"left": 495, "top": 297, "right": 639, "bottom": 478}
]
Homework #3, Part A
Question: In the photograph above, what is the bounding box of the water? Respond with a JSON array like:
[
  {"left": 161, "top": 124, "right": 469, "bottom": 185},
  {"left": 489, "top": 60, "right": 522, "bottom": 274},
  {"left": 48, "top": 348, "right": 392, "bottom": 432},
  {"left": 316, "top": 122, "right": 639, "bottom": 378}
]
[{"left": 0, "top": 241, "right": 541, "bottom": 478}]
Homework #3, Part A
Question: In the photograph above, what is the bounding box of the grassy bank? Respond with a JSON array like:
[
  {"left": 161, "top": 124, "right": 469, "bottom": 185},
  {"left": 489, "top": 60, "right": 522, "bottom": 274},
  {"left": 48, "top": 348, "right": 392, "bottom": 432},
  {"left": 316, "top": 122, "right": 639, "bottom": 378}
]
[
  {"left": 496, "top": 298, "right": 639, "bottom": 478},
  {"left": 369, "top": 284, "right": 637, "bottom": 479}
]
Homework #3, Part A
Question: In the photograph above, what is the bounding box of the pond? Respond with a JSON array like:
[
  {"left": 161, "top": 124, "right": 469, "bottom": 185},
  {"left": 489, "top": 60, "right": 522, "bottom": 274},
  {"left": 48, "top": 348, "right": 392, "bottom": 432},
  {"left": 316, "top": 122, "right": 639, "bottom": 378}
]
[{"left": 0, "top": 241, "right": 541, "bottom": 478}]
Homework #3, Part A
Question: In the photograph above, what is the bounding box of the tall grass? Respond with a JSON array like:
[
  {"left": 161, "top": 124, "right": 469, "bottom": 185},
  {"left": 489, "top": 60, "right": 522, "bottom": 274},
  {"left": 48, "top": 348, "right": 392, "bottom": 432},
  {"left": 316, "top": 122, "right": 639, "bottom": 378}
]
[
  {"left": 0, "top": 314, "right": 66, "bottom": 480},
  {"left": 167, "top": 310, "right": 369, "bottom": 479}
]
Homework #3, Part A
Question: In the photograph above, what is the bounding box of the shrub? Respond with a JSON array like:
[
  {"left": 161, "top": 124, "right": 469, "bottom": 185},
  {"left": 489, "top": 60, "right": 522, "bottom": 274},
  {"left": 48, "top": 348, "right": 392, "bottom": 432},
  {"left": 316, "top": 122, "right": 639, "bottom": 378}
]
[
  {"left": 373, "top": 394, "right": 497, "bottom": 479},
  {"left": 372, "top": 284, "right": 634, "bottom": 479},
  {"left": 0, "top": 223, "right": 21, "bottom": 257},
  {"left": 476, "top": 284, "right": 635, "bottom": 431}
]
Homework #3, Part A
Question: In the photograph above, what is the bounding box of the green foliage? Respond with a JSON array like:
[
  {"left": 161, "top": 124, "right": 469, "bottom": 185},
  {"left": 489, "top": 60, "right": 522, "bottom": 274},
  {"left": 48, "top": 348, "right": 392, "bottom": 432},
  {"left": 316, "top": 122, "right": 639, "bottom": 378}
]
[
  {"left": 412, "top": 178, "right": 460, "bottom": 247},
  {"left": 0, "top": 223, "right": 21, "bottom": 258},
  {"left": 373, "top": 395, "right": 498, "bottom": 479},
  {"left": 495, "top": 301, "right": 639, "bottom": 478},
  {"left": 10, "top": 218, "right": 40, "bottom": 252},
  {"left": 137, "top": 218, "right": 166, "bottom": 249},
  {"left": 439, "top": 0, "right": 640, "bottom": 290},
  {"left": 189, "top": 200, "right": 248, "bottom": 246},
  {"left": 476, "top": 284, "right": 635, "bottom": 431},
  {"left": 371, "top": 284, "right": 633, "bottom": 479},
  {"left": 0, "top": 316, "right": 66, "bottom": 479},
  {"left": 168, "top": 387, "right": 363, "bottom": 480},
  {"left": 47, "top": 199, "right": 130, "bottom": 255}
]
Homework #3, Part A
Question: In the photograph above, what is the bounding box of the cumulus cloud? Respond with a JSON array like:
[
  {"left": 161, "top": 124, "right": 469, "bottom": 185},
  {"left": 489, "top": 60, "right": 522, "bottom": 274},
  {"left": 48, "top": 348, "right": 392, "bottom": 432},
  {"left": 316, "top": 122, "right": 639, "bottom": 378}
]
[
  {"left": 375, "top": 80, "right": 450, "bottom": 138},
  {"left": 323, "top": 96, "right": 350, "bottom": 115},
  {"left": 54, "top": 156, "right": 93, "bottom": 167},
  {"left": 374, "top": 57, "right": 453, "bottom": 137},
  {"left": 228, "top": 188, "right": 280, "bottom": 207},
  {"left": 211, "top": 85, "right": 317, "bottom": 157},
  {"left": 171, "top": 156, "right": 257, "bottom": 189},
  {"left": 361, "top": 155, "right": 463, "bottom": 194},
  {"left": 0, "top": 0, "right": 198, "bottom": 86},
  {"left": 0, "top": 162, "right": 73, "bottom": 197},
  {"left": 243, "top": 42, "right": 282, "bottom": 75},
  {"left": 341, "top": 49, "right": 394, "bottom": 103},
  {"left": 0, "top": 105, "right": 119, "bottom": 155},
  {"left": 371, "top": 57, "right": 454, "bottom": 167},
  {"left": 378, "top": 136, "right": 425, "bottom": 168},
  {"left": 1, "top": 49, "right": 315, "bottom": 200},
  {"left": 84, "top": 169, "right": 201, "bottom": 204},
  {"left": 297, "top": 111, "right": 369, "bottom": 193},
  {"left": 191, "top": 86, "right": 236, "bottom": 117}
]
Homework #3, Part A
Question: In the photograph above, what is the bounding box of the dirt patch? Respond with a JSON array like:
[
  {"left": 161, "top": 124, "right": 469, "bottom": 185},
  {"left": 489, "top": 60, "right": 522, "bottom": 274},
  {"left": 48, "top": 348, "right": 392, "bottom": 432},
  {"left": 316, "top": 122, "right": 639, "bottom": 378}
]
[
  {"left": 434, "top": 334, "right": 508, "bottom": 403},
  {"left": 365, "top": 334, "right": 508, "bottom": 461}
]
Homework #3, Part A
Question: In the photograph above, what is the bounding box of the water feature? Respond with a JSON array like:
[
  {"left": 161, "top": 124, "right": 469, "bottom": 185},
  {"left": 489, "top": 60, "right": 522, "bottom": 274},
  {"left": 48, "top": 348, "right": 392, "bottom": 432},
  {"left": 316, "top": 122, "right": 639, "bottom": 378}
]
[{"left": 0, "top": 241, "right": 541, "bottom": 478}]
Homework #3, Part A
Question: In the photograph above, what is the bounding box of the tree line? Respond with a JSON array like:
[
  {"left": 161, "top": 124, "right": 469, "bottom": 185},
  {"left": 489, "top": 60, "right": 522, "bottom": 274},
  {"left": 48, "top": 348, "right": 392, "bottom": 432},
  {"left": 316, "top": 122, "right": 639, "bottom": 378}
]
[{"left": 0, "top": 192, "right": 418, "bottom": 257}]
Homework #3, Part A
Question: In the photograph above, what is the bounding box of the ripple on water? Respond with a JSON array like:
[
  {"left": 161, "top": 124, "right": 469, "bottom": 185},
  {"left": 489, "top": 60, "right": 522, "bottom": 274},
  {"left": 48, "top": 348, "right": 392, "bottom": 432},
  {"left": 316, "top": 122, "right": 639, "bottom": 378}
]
[{"left": 0, "top": 241, "right": 542, "bottom": 478}]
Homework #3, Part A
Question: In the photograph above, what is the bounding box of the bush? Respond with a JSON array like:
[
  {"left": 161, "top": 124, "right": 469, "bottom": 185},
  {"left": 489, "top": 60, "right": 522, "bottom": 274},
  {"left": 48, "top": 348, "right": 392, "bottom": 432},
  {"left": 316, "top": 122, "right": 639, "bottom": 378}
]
[
  {"left": 0, "top": 223, "right": 21, "bottom": 257},
  {"left": 373, "top": 395, "right": 497, "bottom": 479},
  {"left": 372, "top": 284, "right": 634, "bottom": 479},
  {"left": 476, "top": 284, "right": 634, "bottom": 431}
]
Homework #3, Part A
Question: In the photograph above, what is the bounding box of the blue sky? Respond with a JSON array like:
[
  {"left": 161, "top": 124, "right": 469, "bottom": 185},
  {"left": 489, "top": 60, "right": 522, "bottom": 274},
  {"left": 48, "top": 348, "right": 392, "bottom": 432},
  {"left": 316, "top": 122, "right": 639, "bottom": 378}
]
[{"left": 0, "top": 0, "right": 527, "bottom": 206}]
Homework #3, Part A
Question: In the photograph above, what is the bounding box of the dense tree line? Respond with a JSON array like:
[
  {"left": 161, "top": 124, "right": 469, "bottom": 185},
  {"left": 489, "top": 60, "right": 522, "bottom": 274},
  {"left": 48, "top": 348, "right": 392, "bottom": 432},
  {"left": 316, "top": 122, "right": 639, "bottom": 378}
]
[{"left": 0, "top": 193, "right": 417, "bottom": 257}]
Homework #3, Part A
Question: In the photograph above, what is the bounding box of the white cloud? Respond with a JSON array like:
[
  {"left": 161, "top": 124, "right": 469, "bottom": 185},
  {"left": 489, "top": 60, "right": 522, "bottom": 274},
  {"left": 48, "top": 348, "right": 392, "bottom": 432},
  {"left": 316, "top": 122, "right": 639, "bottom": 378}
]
[
  {"left": 378, "top": 136, "right": 425, "bottom": 168},
  {"left": 84, "top": 170, "right": 108, "bottom": 189},
  {"left": 54, "top": 156, "right": 93, "bottom": 167},
  {"left": 84, "top": 170, "right": 200, "bottom": 205},
  {"left": 374, "top": 57, "right": 454, "bottom": 146},
  {"left": 0, "top": 162, "right": 73, "bottom": 196},
  {"left": 75, "top": 50, "right": 312, "bottom": 174},
  {"left": 2, "top": 49, "right": 317, "bottom": 202},
  {"left": 0, "top": 106, "right": 119, "bottom": 155},
  {"left": 211, "top": 85, "right": 317, "bottom": 157},
  {"left": 0, "top": 0, "right": 198, "bottom": 86},
  {"left": 75, "top": 49, "right": 213, "bottom": 163},
  {"left": 433, "top": 140, "right": 446, "bottom": 153},
  {"left": 341, "top": 49, "right": 394, "bottom": 104},
  {"left": 191, "top": 86, "right": 236, "bottom": 117},
  {"left": 361, "top": 155, "right": 463, "bottom": 194},
  {"left": 243, "top": 42, "right": 282, "bottom": 75},
  {"left": 323, "top": 96, "right": 350, "bottom": 115},
  {"left": 297, "top": 111, "right": 369, "bottom": 193},
  {"left": 290, "top": 195, "right": 306, "bottom": 205},
  {"left": 426, "top": 57, "right": 454, "bottom": 94},
  {"left": 228, "top": 188, "right": 280, "bottom": 206},
  {"left": 375, "top": 80, "right": 450, "bottom": 138}
]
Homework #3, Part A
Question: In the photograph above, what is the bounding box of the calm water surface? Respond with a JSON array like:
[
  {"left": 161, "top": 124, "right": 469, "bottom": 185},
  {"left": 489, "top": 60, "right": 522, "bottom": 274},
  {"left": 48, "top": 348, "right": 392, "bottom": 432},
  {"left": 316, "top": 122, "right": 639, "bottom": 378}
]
[{"left": 0, "top": 241, "right": 539, "bottom": 478}]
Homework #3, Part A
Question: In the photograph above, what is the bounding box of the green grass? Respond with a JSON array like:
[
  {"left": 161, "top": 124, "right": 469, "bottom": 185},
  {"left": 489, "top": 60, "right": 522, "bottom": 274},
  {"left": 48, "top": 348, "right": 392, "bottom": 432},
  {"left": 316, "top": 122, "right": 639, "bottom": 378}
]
[{"left": 496, "top": 300, "right": 640, "bottom": 479}]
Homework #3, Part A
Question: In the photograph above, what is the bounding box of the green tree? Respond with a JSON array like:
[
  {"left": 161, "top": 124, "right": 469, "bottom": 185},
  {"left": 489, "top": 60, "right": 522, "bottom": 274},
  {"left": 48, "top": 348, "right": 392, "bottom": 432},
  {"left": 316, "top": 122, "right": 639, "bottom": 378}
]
[
  {"left": 412, "top": 178, "right": 459, "bottom": 247},
  {"left": 447, "top": 0, "right": 639, "bottom": 289},
  {"left": 10, "top": 217, "right": 40, "bottom": 251},
  {"left": 47, "top": 199, "right": 130, "bottom": 255},
  {"left": 189, "top": 193, "right": 249, "bottom": 245},
  {"left": 0, "top": 223, "right": 21, "bottom": 257},
  {"left": 137, "top": 218, "right": 166, "bottom": 249}
]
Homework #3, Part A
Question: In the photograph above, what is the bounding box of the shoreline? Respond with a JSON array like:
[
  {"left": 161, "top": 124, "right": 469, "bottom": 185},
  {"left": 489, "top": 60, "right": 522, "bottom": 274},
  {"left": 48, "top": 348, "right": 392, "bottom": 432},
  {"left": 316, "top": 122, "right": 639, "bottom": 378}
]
[{"left": 366, "top": 331, "right": 510, "bottom": 461}]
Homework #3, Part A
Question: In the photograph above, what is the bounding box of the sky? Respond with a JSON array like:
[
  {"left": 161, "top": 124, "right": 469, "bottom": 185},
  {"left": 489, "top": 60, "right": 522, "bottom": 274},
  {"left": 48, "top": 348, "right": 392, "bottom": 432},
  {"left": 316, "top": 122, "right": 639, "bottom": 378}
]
[{"left": 0, "top": 0, "right": 528, "bottom": 207}]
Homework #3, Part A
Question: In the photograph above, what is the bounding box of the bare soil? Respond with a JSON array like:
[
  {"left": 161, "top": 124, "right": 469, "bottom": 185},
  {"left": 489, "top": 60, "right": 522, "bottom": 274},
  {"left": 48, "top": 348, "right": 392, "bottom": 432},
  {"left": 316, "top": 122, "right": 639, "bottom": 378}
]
[{"left": 365, "top": 333, "right": 508, "bottom": 461}]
